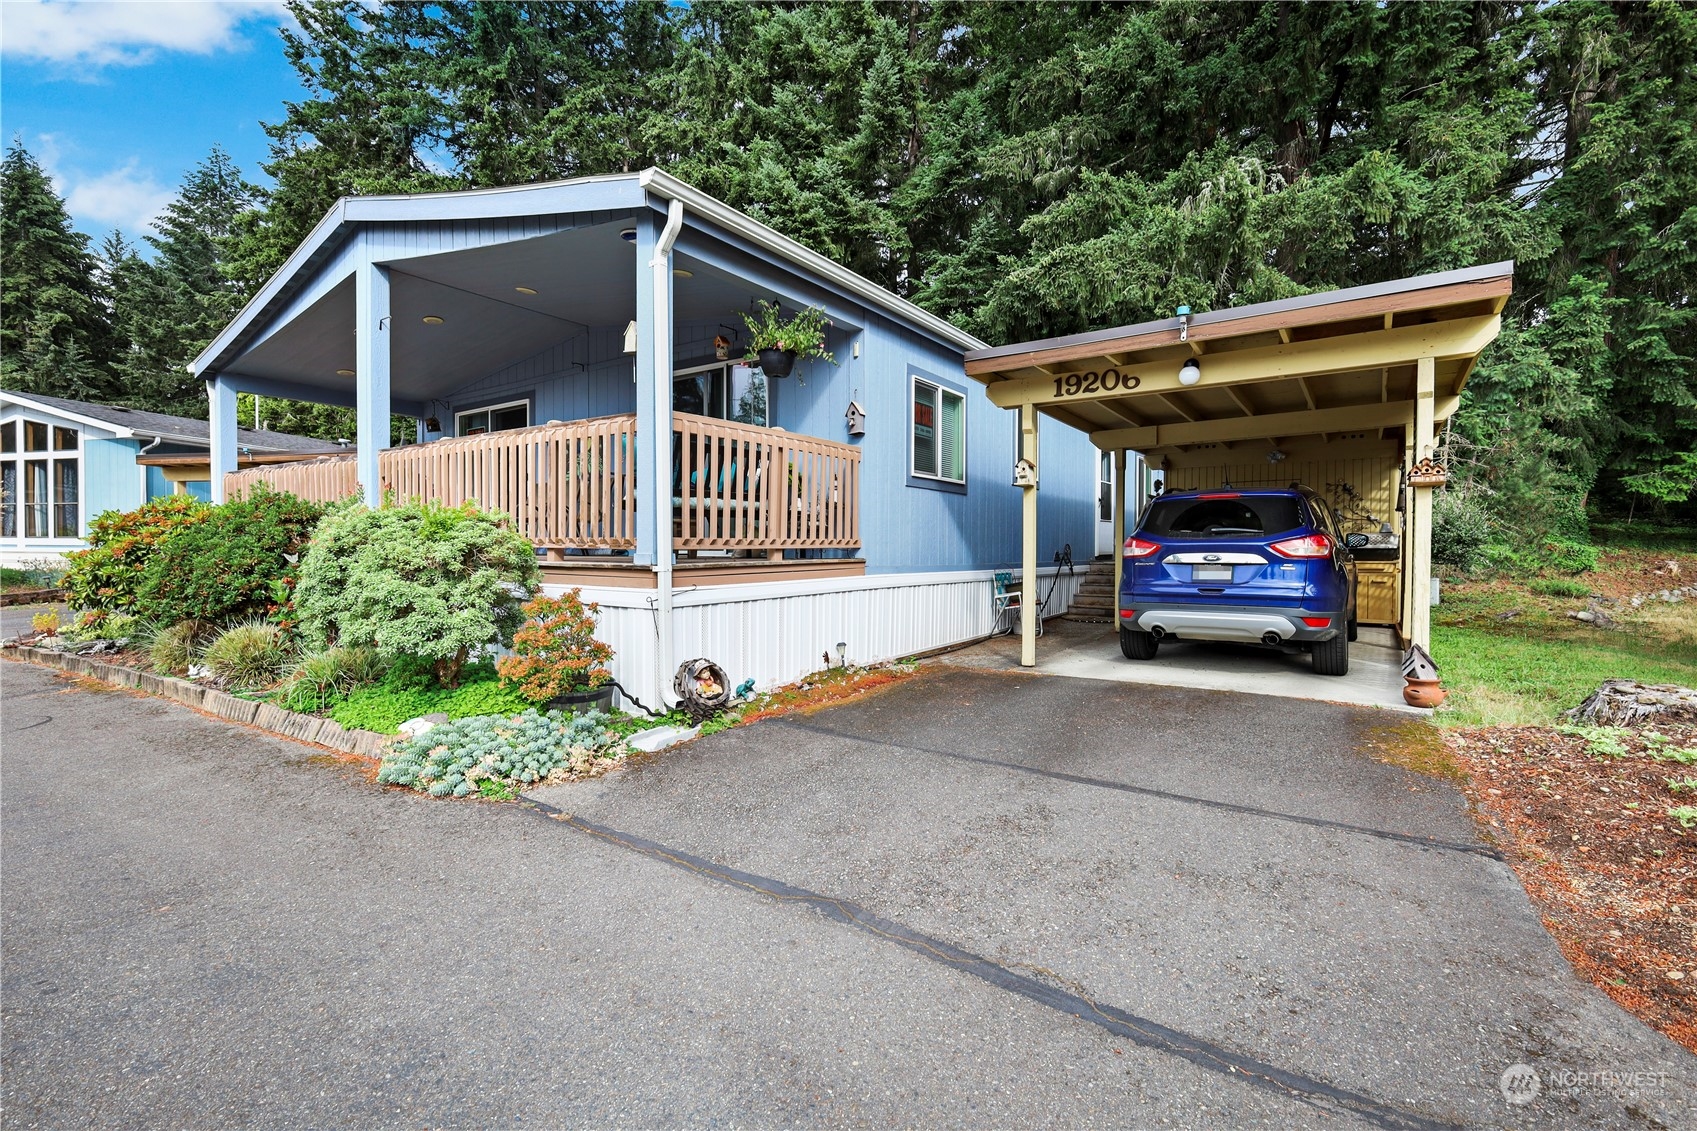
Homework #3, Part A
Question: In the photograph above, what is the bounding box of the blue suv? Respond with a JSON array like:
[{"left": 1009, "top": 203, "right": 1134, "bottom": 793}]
[{"left": 1117, "top": 485, "right": 1359, "bottom": 676}]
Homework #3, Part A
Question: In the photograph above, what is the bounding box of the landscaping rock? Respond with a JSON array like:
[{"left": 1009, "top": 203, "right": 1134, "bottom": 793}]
[
  {"left": 628, "top": 724, "right": 701, "bottom": 753},
  {"left": 1566, "top": 680, "right": 1697, "bottom": 727},
  {"left": 398, "top": 712, "right": 450, "bottom": 738}
]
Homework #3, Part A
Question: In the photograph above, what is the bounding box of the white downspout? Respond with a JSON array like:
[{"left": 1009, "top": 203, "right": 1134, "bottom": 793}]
[{"left": 651, "top": 198, "right": 684, "bottom": 706}]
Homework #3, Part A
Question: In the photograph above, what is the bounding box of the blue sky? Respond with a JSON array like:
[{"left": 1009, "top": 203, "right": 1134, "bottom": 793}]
[{"left": 1, "top": 1, "right": 306, "bottom": 247}]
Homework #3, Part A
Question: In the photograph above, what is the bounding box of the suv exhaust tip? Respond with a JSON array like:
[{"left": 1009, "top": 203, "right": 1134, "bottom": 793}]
[
  {"left": 1261, "top": 631, "right": 1284, "bottom": 645},
  {"left": 1149, "top": 625, "right": 1166, "bottom": 640}
]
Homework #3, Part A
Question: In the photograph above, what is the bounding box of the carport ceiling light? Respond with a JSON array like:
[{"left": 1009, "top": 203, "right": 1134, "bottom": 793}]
[
  {"left": 514, "top": 286, "right": 539, "bottom": 295},
  {"left": 1178, "top": 358, "right": 1202, "bottom": 386},
  {"left": 619, "top": 227, "right": 637, "bottom": 242},
  {"left": 336, "top": 368, "right": 355, "bottom": 377},
  {"left": 673, "top": 268, "right": 693, "bottom": 279},
  {"left": 421, "top": 315, "right": 445, "bottom": 325}
]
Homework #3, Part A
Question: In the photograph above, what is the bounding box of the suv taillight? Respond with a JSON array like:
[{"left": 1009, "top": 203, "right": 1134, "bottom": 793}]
[
  {"left": 1269, "top": 533, "right": 1333, "bottom": 558},
  {"left": 1123, "top": 537, "right": 1161, "bottom": 558}
]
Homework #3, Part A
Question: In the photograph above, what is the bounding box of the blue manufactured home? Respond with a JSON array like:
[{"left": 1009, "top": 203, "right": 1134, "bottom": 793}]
[
  {"left": 193, "top": 170, "right": 1101, "bottom": 704},
  {"left": 0, "top": 392, "right": 339, "bottom": 568}
]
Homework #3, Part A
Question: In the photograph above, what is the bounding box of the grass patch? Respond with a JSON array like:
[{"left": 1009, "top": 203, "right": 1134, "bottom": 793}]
[
  {"left": 1432, "top": 623, "right": 1697, "bottom": 727},
  {"left": 1528, "top": 578, "right": 1593, "bottom": 599}
]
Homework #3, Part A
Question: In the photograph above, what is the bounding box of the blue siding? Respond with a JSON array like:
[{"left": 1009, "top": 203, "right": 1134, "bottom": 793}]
[{"left": 83, "top": 437, "right": 142, "bottom": 525}]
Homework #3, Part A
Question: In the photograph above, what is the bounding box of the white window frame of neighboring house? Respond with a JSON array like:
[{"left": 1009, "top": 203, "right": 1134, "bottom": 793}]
[
  {"left": 1, "top": 415, "right": 84, "bottom": 543},
  {"left": 909, "top": 373, "right": 967, "bottom": 485},
  {"left": 673, "top": 361, "right": 768, "bottom": 427},
  {"left": 454, "top": 398, "right": 530, "bottom": 437}
]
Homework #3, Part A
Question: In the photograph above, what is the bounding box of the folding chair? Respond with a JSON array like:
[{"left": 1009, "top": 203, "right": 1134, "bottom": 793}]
[{"left": 991, "top": 571, "right": 1041, "bottom": 637}]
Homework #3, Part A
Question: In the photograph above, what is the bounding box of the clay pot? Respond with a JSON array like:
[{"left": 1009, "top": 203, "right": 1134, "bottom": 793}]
[{"left": 1403, "top": 678, "right": 1446, "bottom": 709}]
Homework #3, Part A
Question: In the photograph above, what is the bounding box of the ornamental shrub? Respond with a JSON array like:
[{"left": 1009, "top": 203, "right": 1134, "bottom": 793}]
[
  {"left": 150, "top": 620, "right": 205, "bottom": 676},
  {"left": 377, "top": 708, "right": 618, "bottom": 797},
  {"left": 294, "top": 499, "right": 539, "bottom": 687},
  {"left": 279, "top": 646, "right": 387, "bottom": 713},
  {"left": 64, "top": 495, "right": 210, "bottom": 617},
  {"left": 132, "top": 485, "right": 325, "bottom": 629},
  {"left": 497, "top": 589, "right": 614, "bottom": 702},
  {"left": 202, "top": 620, "right": 292, "bottom": 690}
]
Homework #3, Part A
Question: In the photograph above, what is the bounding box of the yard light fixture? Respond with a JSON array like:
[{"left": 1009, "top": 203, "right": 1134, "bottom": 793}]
[
  {"left": 836, "top": 641, "right": 847, "bottom": 667},
  {"left": 1178, "top": 357, "right": 1202, "bottom": 386}
]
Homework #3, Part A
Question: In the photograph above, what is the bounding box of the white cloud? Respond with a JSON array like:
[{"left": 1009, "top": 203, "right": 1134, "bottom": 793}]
[
  {"left": 64, "top": 160, "right": 173, "bottom": 237},
  {"left": 0, "top": 1, "right": 288, "bottom": 68}
]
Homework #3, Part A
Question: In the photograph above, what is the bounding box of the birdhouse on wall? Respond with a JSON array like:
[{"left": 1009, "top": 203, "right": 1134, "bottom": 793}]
[{"left": 845, "top": 400, "right": 866, "bottom": 436}]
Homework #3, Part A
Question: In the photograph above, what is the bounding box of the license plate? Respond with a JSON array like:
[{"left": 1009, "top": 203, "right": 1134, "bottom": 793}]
[{"left": 1193, "top": 565, "right": 1232, "bottom": 581}]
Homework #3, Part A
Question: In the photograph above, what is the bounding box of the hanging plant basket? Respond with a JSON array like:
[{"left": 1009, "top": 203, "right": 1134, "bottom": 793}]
[{"left": 756, "top": 348, "right": 798, "bottom": 378}]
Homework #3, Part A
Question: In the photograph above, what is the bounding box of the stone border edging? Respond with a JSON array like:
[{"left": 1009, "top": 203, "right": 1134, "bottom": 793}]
[{"left": 3, "top": 644, "right": 393, "bottom": 757}]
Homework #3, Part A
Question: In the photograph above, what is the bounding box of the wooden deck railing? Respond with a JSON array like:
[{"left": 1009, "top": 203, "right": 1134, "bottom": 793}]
[
  {"left": 673, "top": 412, "right": 860, "bottom": 551},
  {"left": 223, "top": 411, "right": 860, "bottom": 554}
]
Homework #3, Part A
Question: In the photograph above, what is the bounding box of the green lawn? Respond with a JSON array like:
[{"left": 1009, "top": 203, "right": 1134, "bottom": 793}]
[{"left": 1431, "top": 622, "right": 1697, "bottom": 727}]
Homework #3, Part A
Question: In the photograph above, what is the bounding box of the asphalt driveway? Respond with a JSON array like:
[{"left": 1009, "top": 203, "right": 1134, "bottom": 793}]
[{"left": 4, "top": 659, "right": 1693, "bottom": 1128}]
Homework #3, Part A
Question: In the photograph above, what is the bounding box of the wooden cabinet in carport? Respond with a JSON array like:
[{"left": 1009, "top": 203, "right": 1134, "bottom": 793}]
[{"left": 1355, "top": 561, "right": 1401, "bottom": 625}]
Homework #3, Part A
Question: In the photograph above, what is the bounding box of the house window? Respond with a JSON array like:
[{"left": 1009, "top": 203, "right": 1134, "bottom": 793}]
[
  {"left": 911, "top": 375, "right": 965, "bottom": 484},
  {"left": 1, "top": 418, "right": 79, "bottom": 540},
  {"left": 674, "top": 364, "right": 767, "bottom": 427},
  {"left": 455, "top": 399, "right": 530, "bottom": 436}
]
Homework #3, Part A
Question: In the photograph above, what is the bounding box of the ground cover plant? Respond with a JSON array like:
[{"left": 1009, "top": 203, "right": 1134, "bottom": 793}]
[
  {"left": 295, "top": 498, "right": 538, "bottom": 687},
  {"left": 377, "top": 708, "right": 622, "bottom": 797}
]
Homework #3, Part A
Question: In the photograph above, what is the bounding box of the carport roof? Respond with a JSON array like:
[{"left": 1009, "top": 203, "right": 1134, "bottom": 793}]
[{"left": 965, "top": 262, "right": 1514, "bottom": 451}]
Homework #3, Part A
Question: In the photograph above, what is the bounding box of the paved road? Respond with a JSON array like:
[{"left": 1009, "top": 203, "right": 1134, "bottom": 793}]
[{"left": 3, "top": 659, "right": 1693, "bottom": 1128}]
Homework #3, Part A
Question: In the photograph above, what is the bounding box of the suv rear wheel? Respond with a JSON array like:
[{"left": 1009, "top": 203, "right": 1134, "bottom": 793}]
[
  {"left": 1312, "top": 632, "right": 1350, "bottom": 676},
  {"left": 1120, "top": 627, "right": 1159, "bottom": 660}
]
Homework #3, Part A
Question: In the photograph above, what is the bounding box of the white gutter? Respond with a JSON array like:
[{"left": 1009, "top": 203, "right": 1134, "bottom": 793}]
[{"left": 651, "top": 197, "right": 685, "bottom": 708}]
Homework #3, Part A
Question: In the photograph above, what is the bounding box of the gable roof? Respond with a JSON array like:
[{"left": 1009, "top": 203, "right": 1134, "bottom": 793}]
[
  {"left": 1, "top": 392, "right": 344, "bottom": 454},
  {"left": 191, "top": 168, "right": 985, "bottom": 378}
]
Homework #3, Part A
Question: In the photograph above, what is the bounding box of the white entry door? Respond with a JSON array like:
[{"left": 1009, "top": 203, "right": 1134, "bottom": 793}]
[{"left": 1095, "top": 451, "right": 1116, "bottom": 556}]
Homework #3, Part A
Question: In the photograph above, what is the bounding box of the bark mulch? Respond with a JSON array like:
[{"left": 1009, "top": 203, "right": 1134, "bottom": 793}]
[{"left": 1448, "top": 723, "right": 1697, "bottom": 1053}]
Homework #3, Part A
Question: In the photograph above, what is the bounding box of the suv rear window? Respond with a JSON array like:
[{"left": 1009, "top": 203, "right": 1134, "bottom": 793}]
[{"left": 1141, "top": 495, "right": 1305, "bottom": 539}]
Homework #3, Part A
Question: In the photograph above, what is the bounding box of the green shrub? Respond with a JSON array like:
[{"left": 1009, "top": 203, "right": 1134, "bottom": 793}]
[
  {"left": 1431, "top": 488, "right": 1494, "bottom": 570},
  {"left": 64, "top": 495, "right": 210, "bottom": 616},
  {"left": 1530, "top": 578, "right": 1592, "bottom": 599},
  {"left": 150, "top": 620, "right": 204, "bottom": 676},
  {"left": 1539, "top": 537, "right": 1599, "bottom": 574},
  {"left": 329, "top": 673, "right": 535, "bottom": 734},
  {"left": 202, "top": 620, "right": 292, "bottom": 690},
  {"left": 377, "top": 708, "right": 618, "bottom": 796},
  {"left": 279, "top": 645, "right": 386, "bottom": 713},
  {"left": 497, "top": 590, "right": 614, "bottom": 702},
  {"left": 132, "top": 485, "right": 324, "bottom": 629},
  {"left": 294, "top": 499, "right": 539, "bottom": 687}
]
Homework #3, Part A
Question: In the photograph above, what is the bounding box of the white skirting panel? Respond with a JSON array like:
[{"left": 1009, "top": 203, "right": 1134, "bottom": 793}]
[{"left": 544, "top": 565, "right": 1085, "bottom": 710}]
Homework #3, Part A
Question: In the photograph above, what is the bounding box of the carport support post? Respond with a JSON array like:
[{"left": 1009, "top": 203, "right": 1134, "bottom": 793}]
[
  {"left": 1020, "top": 402, "right": 1039, "bottom": 668},
  {"left": 355, "top": 258, "right": 392, "bottom": 509},
  {"left": 1111, "top": 448, "right": 1127, "bottom": 621},
  {"left": 207, "top": 374, "right": 237, "bottom": 503},
  {"left": 1409, "top": 356, "right": 1437, "bottom": 651}
]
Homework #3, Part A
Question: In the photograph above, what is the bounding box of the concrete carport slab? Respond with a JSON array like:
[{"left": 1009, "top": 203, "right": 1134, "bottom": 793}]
[{"left": 940, "top": 619, "right": 1421, "bottom": 713}]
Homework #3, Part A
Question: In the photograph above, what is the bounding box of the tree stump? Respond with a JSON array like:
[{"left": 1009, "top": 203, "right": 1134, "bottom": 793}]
[{"left": 1565, "top": 680, "right": 1697, "bottom": 727}]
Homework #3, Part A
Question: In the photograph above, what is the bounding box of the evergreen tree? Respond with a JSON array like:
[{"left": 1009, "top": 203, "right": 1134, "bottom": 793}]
[{"left": 0, "top": 140, "right": 116, "bottom": 400}]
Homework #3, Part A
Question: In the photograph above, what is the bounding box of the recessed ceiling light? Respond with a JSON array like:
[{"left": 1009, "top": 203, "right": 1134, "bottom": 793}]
[
  {"left": 514, "top": 286, "right": 538, "bottom": 295},
  {"left": 673, "top": 269, "right": 693, "bottom": 279},
  {"left": 336, "top": 369, "right": 355, "bottom": 377},
  {"left": 619, "top": 227, "right": 637, "bottom": 242},
  {"left": 422, "top": 315, "right": 445, "bottom": 325}
]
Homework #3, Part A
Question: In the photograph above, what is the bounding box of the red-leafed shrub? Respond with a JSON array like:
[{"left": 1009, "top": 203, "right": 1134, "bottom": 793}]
[
  {"left": 64, "top": 494, "right": 212, "bottom": 619},
  {"left": 497, "top": 590, "right": 614, "bottom": 702}
]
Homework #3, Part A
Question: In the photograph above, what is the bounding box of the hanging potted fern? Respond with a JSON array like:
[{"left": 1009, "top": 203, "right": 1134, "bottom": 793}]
[{"left": 739, "top": 300, "right": 835, "bottom": 378}]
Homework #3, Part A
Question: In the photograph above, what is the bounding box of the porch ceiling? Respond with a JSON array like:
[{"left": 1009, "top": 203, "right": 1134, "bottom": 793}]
[
  {"left": 965, "top": 262, "right": 1514, "bottom": 453},
  {"left": 221, "top": 221, "right": 816, "bottom": 403}
]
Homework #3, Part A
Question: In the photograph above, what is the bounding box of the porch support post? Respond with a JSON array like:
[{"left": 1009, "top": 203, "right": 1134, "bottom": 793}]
[
  {"left": 1409, "top": 356, "right": 1437, "bottom": 652},
  {"left": 633, "top": 213, "right": 659, "bottom": 567},
  {"left": 207, "top": 373, "right": 237, "bottom": 503},
  {"left": 1019, "top": 402, "right": 1039, "bottom": 668},
  {"left": 1111, "top": 448, "right": 1127, "bottom": 622},
  {"left": 355, "top": 256, "right": 392, "bottom": 509}
]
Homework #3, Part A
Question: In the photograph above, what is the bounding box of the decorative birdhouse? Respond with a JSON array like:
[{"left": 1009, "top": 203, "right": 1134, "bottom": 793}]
[
  {"left": 845, "top": 400, "right": 866, "bottom": 436},
  {"left": 713, "top": 334, "right": 732, "bottom": 361}
]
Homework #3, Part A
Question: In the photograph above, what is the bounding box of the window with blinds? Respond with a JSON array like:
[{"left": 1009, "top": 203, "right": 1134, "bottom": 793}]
[{"left": 911, "top": 375, "right": 966, "bottom": 484}]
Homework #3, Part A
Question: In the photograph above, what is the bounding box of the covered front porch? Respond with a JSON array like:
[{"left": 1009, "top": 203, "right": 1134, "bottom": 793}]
[{"left": 192, "top": 171, "right": 891, "bottom": 580}]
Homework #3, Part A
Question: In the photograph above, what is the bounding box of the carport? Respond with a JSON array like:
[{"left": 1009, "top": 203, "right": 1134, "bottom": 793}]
[{"left": 964, "top": 261, "right": 1513, "bottom": 670}]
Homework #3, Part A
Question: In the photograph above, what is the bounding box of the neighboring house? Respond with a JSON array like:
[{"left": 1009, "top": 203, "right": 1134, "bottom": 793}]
[
  {"left": 0, "top": 392, "right": 343, "bottom": 566},
  {"left": 190, "top": 169, "right": 1105, "bottom": 706}
]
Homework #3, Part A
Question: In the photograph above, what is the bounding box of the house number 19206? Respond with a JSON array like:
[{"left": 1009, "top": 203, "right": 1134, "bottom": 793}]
[{"left": 1052, "top": 368, "right": 1141, "bottom": 398}]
